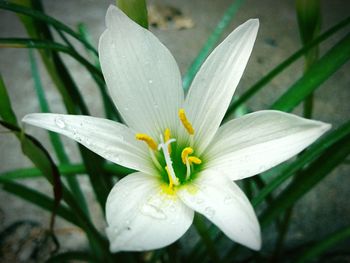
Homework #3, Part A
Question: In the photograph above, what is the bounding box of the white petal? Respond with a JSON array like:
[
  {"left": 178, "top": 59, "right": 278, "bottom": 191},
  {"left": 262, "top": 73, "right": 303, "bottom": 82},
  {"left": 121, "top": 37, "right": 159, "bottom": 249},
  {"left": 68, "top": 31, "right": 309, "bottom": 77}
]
[
  {"left": 205, "top": 110, "right": 331, "bottom": 180},
  {"left": 177, "top": 169, "right": 261, "bottom": 250},
  {"left": 99, "top": 6, "right": 184, "bottom": 140},
  {"left": 22, "top": 113, "right": 155, "bottom": 174},
  {"left": 184, "top": 19, "right": 259, "bottom": 154},
  {"left": 106, "top": 172, "right": 194, "bottom": 252}
]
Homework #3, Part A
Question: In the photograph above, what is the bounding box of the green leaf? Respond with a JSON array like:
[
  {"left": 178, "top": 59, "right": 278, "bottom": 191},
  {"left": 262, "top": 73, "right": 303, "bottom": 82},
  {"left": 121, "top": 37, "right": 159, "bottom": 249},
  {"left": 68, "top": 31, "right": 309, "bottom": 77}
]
[
  {"left": 296, "top": 0, "right": 321, "bottom": 45},
  {"left": 260, "top": 130, "right": 350, "bottom": 227},
  {"left": 193, "top": 214, "right": 220, "bottom": 262},
  {"left": 224, "top": 16, "right": 350, "bottom": 117},
  {"left": 77, "top": 23, "right": 121, "bottom": 120},
  {"left": 117, "top": 0, "right": 148, "bottom": 28},
  {"left": 295, "top": 225, "right": 350, "bottom": 263},
  {"left": 270, "top": 32, "right": 350, "bottom": 112},
  {"left": 296, "top": 0, "right": 321, "bottom": 118},
  {"left": 253, "top": 120, "right": 350, "bottom": 207},
  {"left": 1, "top": 120, "right": 112, "bottom": 261},
  {"left": 0, "top": 74, "right": 18, "bottom": 126},
  {"left": 1, "top": 1, "right": 97, "bottom": 55},
  {"left": 0, "top": 177, "right": 78, "bottom": 226},
  {"left": 182, "top": 0, "right": 245, "bottom": 90},
  {"left": 0, "top": 163, "right": 133, "bottom": 181},
  {"left": 0, "top": 41, "right": 113, "bottom": 207},
  {"left": 1, "top": 120, "right": 63, "bottom": 232},
  {"left": 28, "top": 49, "right": 89, "bottom": 216}
]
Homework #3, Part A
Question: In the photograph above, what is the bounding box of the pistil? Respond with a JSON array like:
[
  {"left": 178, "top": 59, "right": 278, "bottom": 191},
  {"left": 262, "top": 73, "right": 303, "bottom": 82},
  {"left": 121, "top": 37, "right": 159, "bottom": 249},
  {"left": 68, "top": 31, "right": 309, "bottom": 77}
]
[{"left": 158, "top": 136, "right": 179, "bottom": 186}]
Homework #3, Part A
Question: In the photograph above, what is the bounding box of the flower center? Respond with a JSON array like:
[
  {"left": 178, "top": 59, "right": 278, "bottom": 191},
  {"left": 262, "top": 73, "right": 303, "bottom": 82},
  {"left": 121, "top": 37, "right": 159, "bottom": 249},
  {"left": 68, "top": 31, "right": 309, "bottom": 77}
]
[{"left": 136, "top": 109, "right": 202, "bottom": 191}]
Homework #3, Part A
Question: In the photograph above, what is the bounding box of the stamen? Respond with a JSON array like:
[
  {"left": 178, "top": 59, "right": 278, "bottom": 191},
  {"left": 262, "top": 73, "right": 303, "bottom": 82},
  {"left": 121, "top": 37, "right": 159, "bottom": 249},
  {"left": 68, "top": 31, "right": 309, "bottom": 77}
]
[
  {"left": 181, "top": 147, "right": 202, "bottom": 180},
  {"left": 181, "top": 147, "right": 193, "bottom": 164},
  {"left": 178, "top": 109, "right": 194, "bottom": 135},
  {"left": 158, "top": 136, "right": 179, "bottom": 186},
  {"left": 136, "top": 133, "right": 157, "bottom": 150},
  {"left": 164, "top": 128, "right": 172, "bottom": 154},
  {"left": 188, "top": 156, "right": 202, "bottom": 165},
  {"left": 149, "top": 148, "right": 162, "bottom": 170},
  {"left": 165, "top": 166, "right": 175, "bottom": 189}
]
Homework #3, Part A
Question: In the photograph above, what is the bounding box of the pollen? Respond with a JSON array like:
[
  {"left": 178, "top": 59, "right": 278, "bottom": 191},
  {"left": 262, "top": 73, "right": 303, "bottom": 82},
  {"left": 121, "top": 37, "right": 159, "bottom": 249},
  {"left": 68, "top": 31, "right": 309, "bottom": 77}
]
[
  {"left": 188, "top": 156, "right": 202, "bottom": 165},
  {"left": 135, "top": 133, "right": 157, "bottom": 150},
  {"left": 181, "top": 147, "right": 194, "bottom": 164},
  {"left": 178, "top": 109, "right": 194, "bottom": 135}
]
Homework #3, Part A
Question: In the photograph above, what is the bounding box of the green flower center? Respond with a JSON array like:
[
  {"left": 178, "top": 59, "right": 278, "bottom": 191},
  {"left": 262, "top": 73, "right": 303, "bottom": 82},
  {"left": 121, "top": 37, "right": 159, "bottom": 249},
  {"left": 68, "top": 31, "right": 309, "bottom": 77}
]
[{"left": 136, "top": 109, "right": 202, "bottom": 192}]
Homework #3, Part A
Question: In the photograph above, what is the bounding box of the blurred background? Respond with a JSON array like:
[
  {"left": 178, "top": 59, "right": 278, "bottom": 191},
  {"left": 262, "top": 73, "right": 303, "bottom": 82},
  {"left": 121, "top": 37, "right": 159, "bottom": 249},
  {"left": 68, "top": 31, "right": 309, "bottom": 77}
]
[{"left": 0, "top": 0, "right": 349, "bottom": 262}]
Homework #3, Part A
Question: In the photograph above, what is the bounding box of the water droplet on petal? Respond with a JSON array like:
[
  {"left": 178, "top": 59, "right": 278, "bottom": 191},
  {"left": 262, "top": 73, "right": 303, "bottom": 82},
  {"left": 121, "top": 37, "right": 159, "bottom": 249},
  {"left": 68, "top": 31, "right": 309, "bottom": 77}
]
[
  {"left": 196, "top": 198, "right": 204, "bottom": 204},
  {"left": 140, "top": 203, "right": 167, "bottom": 220},
  {"left": 204, "top": 207, "right": 215, "bottom": 219},
  {"left": 148, "top": 79, "right": 153, "bottom": 84},
  {"left": 224, "top": 196, "right": 234, "bottom": 204},
  {"left": 124, "top": 106, "right": 129, "bottom": 111},
  {"left": 154, "top": 103, "right": 159, "bottom": 109},
  {"left": 72, "top": 129, "right": 82, "bottom": 142},
  {"left": 169, "top": 204, "right": 176, "bottom": 212},
  {"left": 113, "top": 154, "right": 120, "bottom": 163},
  {"left": 55, "top": 117, "right": 66, "bottom": 128}
]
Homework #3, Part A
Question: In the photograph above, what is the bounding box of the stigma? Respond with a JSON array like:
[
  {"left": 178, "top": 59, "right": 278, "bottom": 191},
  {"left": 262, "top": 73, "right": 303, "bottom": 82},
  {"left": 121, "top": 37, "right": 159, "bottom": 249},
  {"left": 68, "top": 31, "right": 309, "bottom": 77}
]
[{"left": 135, "top": 109, "right": 202, "bottom": 189}]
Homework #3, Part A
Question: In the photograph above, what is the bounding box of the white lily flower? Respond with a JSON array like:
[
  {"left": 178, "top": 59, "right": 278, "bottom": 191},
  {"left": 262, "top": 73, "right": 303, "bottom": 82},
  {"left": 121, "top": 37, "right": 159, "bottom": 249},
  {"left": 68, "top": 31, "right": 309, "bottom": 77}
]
[{"left": 22, "top": 6, "right": 331, "bottom": 252}]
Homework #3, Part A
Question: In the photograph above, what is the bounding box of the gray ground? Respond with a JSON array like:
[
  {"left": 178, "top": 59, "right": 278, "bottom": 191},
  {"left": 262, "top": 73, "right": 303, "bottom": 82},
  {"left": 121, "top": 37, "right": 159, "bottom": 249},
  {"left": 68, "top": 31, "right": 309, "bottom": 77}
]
[{"left": 0, "top": 0, "right": 349, "bottom": 262}]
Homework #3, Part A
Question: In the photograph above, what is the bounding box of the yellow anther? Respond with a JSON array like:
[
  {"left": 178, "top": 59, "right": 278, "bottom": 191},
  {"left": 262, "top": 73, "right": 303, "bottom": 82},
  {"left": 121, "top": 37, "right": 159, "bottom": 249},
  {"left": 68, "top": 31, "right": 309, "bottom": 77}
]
[
  {"left": 181, "top": 147, "right": 194, "bottom": 164},
  {"left": 165, "top": 165, "right": 177, "bottom": 189},
  {"left": 178, "top": 109, "right": 194, "bottom": 135},
  {"left": 135, "top": 133, "right": 157, "bottom": 150},
  {"left": 164, "top": 128, "right": 172, "bottom": 154},
  {"left": 188, "top": 156, "right": 202, "bottom": 165}
]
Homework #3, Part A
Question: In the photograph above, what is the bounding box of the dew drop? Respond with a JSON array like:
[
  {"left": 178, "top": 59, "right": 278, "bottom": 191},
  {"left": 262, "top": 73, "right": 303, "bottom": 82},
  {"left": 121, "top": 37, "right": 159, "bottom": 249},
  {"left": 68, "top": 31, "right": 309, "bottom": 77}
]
[
  {"left": 140, "top": 203, "right": 167, "bottom": 220},
  {"left": 55, "top": 117, "right": 66, "bottom": 129},
  {"left": 85, "top": 138, "right": 91, "bottom": 146},
  {"left": 196, "top": 198, "right": 204, "bottom": 204},
  {"left": 113, "top": 154, "right": 120, "bottom": 163},
  {"left": 72, "top": 129, "right": 82, "bottom": 142},
  {"left": 153, "top": 103, "right": 159, "bottom": 109},
  {"left": 224, "top": 196, "right": 234, "bottom": 204},
  {"left": 204, "top": 207, "right": 215, "bottom": 219},
  {"left": 124, "top": 106, "right": 129, "bottom": 111},
  {"left": 148, "top": 79, "right": 153, "bottom": 84},
  {"left": 169, "top": 204, "right": 176, "bottom": 212}
]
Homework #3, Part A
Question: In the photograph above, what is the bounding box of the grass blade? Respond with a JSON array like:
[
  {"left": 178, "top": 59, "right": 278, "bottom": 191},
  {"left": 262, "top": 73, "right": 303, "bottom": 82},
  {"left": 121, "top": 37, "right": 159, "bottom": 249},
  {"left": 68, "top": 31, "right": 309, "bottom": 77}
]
[
  {"left": 0, "top": 1, "right": 97, "bottom": 55},
  {"left": 260, "top": 131, "right": 350, "bottom": 227},
  {"left": 0, "top": 75, "right": 18, "bottom": 126},
  {"left": 28, "top": 49, "right": 89, "bottom": 216},
  {"left": 117, "top": 0, "right": 148, "bottom": 29},
  {"left": 0, "top": 177, "right": 78, "bottom": 226},
  {"left": 295, "top": 225, "right": 350, "bottom": 263},
  {"left": 1, "top": 163, "right": 133, "bottom": 180},
  {"left": 224, "top": 16, "right": 350, "bottom": 117},
  {"left": 252, "top": 121, "right": 350, "bottom": 207},
  {"left": 193, "top": 214, "right": 220, "bottom": 262},
  {"left": 270, "top": 32, "right": 350, "bottom": 112}
]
